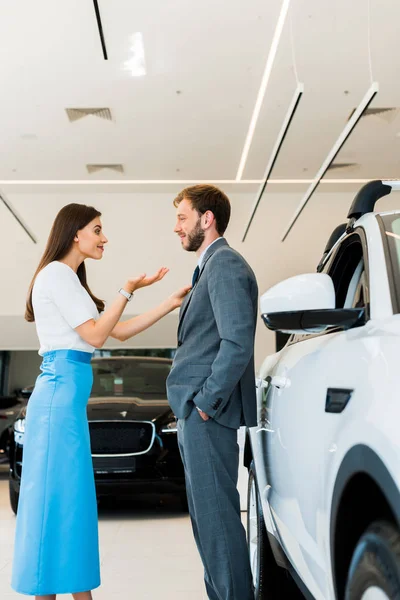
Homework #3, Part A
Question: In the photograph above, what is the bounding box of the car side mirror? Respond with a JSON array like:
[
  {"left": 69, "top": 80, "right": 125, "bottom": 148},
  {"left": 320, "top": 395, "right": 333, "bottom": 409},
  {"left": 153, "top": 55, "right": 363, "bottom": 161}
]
[
  {"left": 263, "top": 307, "right": 365, "bottom": 334},
  {"left": 260, "top": 273, "right": 365, "bottom": 334}
]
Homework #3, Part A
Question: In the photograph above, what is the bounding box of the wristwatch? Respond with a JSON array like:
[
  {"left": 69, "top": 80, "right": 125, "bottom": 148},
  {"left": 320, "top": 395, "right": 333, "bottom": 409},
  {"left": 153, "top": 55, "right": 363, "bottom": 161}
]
[{"left": 118, "top": 288, "right": 133, "bottom": 302}]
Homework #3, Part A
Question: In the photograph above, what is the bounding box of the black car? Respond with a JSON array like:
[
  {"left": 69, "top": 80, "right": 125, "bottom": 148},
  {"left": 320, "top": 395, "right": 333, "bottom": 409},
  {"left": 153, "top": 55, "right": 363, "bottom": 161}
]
[
  {"left": 0, "top": 395, "right": 27, "bottom": 464},
  {"left": 8, "top": 356, "right": 186, "bottom": 514}
]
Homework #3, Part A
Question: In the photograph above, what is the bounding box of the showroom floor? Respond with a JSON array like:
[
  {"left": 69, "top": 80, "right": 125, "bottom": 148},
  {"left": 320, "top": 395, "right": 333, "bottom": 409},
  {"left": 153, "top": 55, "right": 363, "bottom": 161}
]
[{"left": 0, "top": 465, "right": 212, "bottom": 599}]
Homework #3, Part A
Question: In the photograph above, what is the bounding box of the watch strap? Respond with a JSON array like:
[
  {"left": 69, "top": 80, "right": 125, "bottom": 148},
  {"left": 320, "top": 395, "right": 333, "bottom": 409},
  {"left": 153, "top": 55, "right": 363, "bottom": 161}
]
[{"left": 118, "top": 288, "right": 133, "bottom": 302}]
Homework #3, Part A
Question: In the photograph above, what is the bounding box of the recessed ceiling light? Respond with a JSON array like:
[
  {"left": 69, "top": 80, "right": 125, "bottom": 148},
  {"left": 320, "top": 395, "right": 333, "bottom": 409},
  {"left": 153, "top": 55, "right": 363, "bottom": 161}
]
[
  {"left": 123, "top": 32, "right": 146, "bottom": 77},
  {"left": 86, "top": 164, "right": 124, "bottom": 174},
  {"left": 66, "top": 108, "right": 112, "bottom": 122}
]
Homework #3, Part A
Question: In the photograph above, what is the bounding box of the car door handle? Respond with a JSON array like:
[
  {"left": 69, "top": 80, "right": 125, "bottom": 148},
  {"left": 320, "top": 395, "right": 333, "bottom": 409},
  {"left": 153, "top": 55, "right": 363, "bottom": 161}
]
[{"left": 270, "top": 376, "right": 290, "bottom": 389}]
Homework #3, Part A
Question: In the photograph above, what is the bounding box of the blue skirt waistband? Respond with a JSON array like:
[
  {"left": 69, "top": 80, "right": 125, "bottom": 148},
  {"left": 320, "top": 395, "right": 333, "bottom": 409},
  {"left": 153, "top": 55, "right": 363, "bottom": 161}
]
[{"left": 41, "top": 350, "right": 93, "bottom": 364}]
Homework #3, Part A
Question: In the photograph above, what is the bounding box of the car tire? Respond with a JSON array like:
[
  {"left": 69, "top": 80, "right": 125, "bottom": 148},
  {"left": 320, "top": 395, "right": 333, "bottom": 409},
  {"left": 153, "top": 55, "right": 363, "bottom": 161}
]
[
  {"left": 9, "top": 479, "right": 19, "bottom": 515},
  {"left": 345, "top": 520, "right": 400, "bottom": 600},
  {"left": 247, "top": 462, "right": 301, "bottom": 599}
]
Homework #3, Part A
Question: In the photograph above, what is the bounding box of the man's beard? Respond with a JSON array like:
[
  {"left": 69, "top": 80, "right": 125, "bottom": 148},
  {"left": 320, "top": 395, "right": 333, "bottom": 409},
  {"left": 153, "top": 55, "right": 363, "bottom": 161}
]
[{"left": 186, "top": 217, "right": 205, "bottom": 252}]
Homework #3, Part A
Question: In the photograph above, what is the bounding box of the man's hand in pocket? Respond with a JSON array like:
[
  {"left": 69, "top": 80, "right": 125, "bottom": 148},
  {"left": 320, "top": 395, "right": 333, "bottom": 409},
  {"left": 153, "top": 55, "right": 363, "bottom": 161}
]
[{"left": 197, "top": 408, "right": 210, "bottom": 421}]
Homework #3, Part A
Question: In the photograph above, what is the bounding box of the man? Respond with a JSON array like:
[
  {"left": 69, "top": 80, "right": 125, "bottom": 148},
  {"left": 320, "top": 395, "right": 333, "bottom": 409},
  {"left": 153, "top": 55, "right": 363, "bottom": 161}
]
[{"left": 167, "top": 184, "right": 258, "bottom": 600}]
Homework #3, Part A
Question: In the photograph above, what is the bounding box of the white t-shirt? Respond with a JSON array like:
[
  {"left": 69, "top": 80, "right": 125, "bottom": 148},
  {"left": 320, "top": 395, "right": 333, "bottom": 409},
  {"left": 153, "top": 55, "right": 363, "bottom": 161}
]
[{"left": 32, "top": 261, "right": 99, "bottom": 356}]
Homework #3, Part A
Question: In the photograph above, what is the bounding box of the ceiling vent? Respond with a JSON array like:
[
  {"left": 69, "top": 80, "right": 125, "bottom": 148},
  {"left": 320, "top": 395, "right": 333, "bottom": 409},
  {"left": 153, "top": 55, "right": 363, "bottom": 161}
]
[
  {"left": 327, "top": 162, "right": 359, "bottom": 171},
  {"left": 86, "top": 164, "right": 124, "bottom": 174},
  {"left": 66, "top": 108, "right": 112, "bottom": 122},
  {"left": 347, "top": 107, "right": 399, "bottom": 123}
]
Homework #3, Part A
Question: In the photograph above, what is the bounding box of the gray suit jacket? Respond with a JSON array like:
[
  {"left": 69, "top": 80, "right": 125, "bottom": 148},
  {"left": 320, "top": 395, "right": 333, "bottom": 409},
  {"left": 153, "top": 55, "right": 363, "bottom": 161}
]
[{"left": 167, "top": 238, "right": 258, "bottom": 429}]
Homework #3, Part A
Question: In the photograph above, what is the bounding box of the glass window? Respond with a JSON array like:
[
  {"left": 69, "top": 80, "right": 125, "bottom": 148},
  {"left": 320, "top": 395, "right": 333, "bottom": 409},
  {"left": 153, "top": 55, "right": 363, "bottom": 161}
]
[
  {"left": 380, "top": 215, "right": 400, "bottom": 312},
  {"left": 325, "top": 234, "right": 365, "bottom": 309},
  {"left": 91, "top": 359, "right": 172, "bottom": 398}
]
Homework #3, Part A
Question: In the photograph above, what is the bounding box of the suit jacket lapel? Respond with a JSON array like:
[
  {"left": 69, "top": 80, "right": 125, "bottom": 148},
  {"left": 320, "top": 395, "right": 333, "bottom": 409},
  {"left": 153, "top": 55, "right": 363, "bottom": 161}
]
[{"left": 178, "top": 238, "right": 228, "bottom": 332}]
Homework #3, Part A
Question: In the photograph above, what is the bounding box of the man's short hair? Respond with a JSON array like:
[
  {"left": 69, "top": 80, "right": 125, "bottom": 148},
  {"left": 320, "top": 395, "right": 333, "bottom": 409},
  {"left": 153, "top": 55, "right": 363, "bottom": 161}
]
[{"left": 174, "top": 184, "right": 231, "bottom": 236}]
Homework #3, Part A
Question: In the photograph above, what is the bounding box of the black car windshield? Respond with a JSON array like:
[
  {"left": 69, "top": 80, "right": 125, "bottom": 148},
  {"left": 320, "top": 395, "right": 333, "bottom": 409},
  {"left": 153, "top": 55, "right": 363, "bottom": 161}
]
[
  {"left": 381, "top": 214, "right": 400, "bottom": 310},
  {"left": 90, "top": 360, "right": 171, "bottom": 397}
]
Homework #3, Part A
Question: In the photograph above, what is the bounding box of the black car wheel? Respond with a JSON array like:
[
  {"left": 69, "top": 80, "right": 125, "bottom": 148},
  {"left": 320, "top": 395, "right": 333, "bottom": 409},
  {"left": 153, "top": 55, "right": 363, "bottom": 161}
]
[
  {"left": 9, "top": 478, "right": 19, "bottom": 515},
  {"left": 345, "top": 521, "right": 400, "bottom": 600},
  {"left": 247, "top": 461, "right": 301, "bottom": 599}
]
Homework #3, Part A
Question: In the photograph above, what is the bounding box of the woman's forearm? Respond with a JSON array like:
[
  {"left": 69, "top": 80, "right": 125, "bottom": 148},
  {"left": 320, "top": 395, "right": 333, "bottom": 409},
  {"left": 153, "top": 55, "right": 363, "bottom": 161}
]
[
  {"left": 114, "top": 298, "right": 177, "bottom": 341},
  {"left": 76, "top": 270, "right": 175, "bottom": 348},
  {"left": 76, "top": 293, "right": 129, "bottom": 348}
]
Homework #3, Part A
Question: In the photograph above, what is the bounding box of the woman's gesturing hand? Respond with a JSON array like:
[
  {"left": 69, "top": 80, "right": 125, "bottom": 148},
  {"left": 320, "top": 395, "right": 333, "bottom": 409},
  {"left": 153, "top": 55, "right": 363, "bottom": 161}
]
[
  {"left": 169, "top": 285, "right": 192, "bottom": 309},
  {"left": 125, "top": 267, "right": 169, "bottom": 293}
]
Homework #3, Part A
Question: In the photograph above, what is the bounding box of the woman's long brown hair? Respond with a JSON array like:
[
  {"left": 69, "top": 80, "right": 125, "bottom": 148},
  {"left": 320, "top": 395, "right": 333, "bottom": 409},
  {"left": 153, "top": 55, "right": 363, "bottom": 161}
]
[{"left": 25, "top": 203, "right": 105, "bottom": 322}]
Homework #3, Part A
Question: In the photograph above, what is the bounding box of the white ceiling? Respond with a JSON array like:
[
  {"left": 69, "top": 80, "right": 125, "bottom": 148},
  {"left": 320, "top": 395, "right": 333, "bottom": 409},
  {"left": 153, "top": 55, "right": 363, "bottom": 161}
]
[{"left": 1, "top": 0, "right": 400, "bottom": 364}]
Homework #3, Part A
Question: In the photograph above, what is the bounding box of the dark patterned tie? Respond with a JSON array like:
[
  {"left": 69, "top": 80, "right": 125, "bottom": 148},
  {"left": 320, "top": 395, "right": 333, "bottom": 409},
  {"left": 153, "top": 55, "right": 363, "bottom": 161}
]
[{"left": 192, "top": 266, "right": 200, "bottom": 288}]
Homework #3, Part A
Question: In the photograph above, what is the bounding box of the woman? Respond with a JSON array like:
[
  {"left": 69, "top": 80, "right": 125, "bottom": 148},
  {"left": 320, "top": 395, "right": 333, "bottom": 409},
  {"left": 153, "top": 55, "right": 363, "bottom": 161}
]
[{"left": 11, "top": 203, "right": 190, "bottom": 599}]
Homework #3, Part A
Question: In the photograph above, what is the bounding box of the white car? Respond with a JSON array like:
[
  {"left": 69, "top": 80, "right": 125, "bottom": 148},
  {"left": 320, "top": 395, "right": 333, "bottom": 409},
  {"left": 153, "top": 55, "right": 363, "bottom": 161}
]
[{"left": 245, "top": 180, "right": 400, "bottom": 600}]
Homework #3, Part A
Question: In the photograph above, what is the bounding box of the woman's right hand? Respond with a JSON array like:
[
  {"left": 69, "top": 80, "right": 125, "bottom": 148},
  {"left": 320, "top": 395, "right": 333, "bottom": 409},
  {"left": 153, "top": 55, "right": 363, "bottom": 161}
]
[
  {"left": 124, "top": 267, "right": 169, "bottom": 294},
  {"left": 169, "top": 285, "right": 192, "bottom": 309}
]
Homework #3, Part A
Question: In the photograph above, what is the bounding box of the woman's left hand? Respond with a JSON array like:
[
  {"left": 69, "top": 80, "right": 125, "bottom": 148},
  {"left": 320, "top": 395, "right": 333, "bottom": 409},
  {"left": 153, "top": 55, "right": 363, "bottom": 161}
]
[
  {"left": 169, "top": 285, "right": 192, "bottom": 309},
  {"left": 130, "top": 267, "right": 169, "bottom": 291}
]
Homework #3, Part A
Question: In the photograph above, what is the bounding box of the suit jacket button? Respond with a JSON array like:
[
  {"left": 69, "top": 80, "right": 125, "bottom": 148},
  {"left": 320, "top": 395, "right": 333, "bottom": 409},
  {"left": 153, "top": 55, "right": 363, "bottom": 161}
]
[{"left": 177, "top": 340, "right": 183, "bottom": 347}]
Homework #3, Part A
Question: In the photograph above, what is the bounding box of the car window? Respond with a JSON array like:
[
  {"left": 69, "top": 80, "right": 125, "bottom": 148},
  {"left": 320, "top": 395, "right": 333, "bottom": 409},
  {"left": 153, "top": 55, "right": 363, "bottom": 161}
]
[
  {"left": 91, "top": 360, "right": 171, "bottom": 397},
  {"left": 379, "top": 214, "right": 400, "bottom": 313},
  {"left": 344, "top": 259, "right": 364, "bottom": 308},
  {"left": 289, "top": 232, "right": 368, "bottom": 346},
  {"left": 325, "top": 233, "right": 366, "bottom": 309},
  {"left": 351, "top": 269, "right": 367, "bottom": 309}
]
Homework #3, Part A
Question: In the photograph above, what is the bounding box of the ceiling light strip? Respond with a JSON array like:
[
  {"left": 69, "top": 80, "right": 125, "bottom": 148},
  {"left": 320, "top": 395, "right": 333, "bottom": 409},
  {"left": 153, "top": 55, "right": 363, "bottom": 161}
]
[
  {"left": 0, "top": 193, "right": 37, "bottom": 244},
  {"left": 0, "top": 179, "right": 389, "bottom": 186},
  {"left": 242, "top": 83, "right": 303, "bottom": 242},
  {"left": 281, "top": 81, "right": 379, "bottom": 242},
  {"left": 93, "top": 0, "right": 108, "bottom": 60},
  {"left": 0, "top": 179, "right": 298, "bottom": 185},
  {"left": 235, "top": 0, "right": 292, "bottom": 181}
]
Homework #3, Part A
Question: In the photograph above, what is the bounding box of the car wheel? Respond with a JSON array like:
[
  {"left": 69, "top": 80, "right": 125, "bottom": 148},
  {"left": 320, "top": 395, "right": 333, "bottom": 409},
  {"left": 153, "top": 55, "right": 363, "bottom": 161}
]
[
  {"left": 247, "top": 462, "right": 301, "bottom": 599},
  {"left": 9, "top": 479, "right": 19, "bottom": 515},
  {"left": 345, "top": 521, "right": 400, "bottom": 600}
]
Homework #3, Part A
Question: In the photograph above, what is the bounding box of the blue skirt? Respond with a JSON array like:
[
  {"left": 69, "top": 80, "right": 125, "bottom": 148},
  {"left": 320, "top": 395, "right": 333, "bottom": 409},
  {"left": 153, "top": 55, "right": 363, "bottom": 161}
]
[{"left": 12, "top": 350, "right": 101, "bottom": 596}]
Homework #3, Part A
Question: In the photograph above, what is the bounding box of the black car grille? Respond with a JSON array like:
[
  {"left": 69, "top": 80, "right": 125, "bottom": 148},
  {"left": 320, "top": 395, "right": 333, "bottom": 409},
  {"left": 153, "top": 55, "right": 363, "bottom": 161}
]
[{"left": 89, "top": 421, "right": 154, "bottom": 455}]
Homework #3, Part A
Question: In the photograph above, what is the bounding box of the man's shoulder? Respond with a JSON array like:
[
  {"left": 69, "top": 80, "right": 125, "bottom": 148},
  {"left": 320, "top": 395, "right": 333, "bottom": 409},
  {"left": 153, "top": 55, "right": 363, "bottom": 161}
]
[
  {"left": 210, "top": 244, "right": 256, "bottom": 277},
  {"left": 211, "top": 243, "right": 242, "bottom": 261}
]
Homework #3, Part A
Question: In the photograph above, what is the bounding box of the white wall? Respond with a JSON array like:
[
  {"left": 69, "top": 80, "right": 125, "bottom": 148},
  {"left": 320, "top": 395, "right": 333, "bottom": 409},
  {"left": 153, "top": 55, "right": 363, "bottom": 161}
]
[
  {"left": 2, "top": 189, "right": 396, "bottom": 372},
  {"left": 0, "top": 189, "right": 358, "bottom": 365}
]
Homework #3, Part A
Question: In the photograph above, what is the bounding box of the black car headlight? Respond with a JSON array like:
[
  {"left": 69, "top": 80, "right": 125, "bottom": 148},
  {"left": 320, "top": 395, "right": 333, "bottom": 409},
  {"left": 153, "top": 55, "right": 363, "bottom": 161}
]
[{"left": 14, "top": 418, "right": 25, "bottom": 444}]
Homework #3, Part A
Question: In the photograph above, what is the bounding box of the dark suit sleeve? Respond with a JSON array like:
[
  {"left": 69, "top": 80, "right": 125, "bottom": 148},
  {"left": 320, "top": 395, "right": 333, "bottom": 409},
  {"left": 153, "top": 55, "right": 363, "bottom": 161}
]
[{"left": 193, "top": 250, "right": 257, "bottom": 418}]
